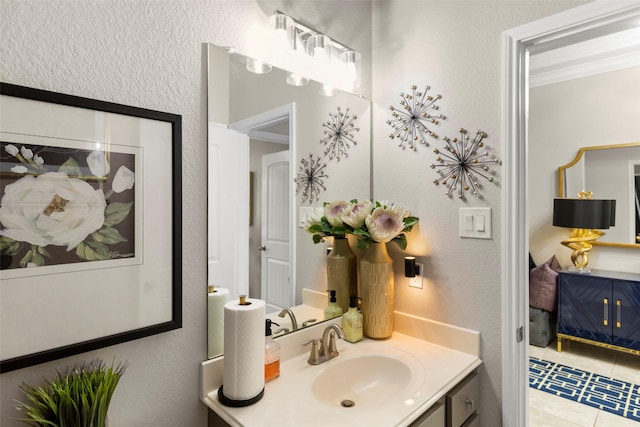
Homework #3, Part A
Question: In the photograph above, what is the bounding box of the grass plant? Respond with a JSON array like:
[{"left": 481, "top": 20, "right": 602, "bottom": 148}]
[{"left": 14, "top": 359, "right": 127, "bottom": 427}]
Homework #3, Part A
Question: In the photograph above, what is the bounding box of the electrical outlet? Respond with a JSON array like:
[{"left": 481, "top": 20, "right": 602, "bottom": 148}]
[{"left": 409, "top": 263, "right": 423, "bottom": 289}]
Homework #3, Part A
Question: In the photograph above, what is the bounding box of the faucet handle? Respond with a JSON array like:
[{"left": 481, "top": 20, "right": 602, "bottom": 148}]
[
  {"left": 302, "top": 339, "right": 322, "bottom": 365},
  {"left": 327, "top": 331, "right": 342, "bottom": 357}
]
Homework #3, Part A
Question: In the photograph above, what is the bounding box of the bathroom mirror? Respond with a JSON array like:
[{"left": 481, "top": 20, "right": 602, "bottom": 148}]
[
  {"left": 557, "top": 142, "right": 640, "bottom": 247},
  {"left": 206, "top": 44, "right": 371, "bottom": 358}
]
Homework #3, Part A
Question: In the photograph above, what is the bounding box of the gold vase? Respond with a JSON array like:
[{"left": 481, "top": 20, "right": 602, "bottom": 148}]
[
  {"left": 327, "top": 236, "right": 357, "bottom": 313},
  {"left": 360, "top": 242, "right": 394, "bottom": 339}
]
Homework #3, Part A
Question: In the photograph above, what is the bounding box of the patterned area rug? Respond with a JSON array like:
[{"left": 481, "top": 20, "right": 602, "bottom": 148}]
[{"left": 529, "top": 357, "right": 640, "bottom": 422}]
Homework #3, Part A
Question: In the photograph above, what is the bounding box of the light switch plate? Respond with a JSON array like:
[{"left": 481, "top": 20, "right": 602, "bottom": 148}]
[
  {"left": 299, "top": 207, "right": 314, "bottom": 227},
  {"left": 459, "top": 207, "right": 492, "bottom": 239}
]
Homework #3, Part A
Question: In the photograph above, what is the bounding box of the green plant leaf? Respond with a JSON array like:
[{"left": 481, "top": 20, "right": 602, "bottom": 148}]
[
  {"left": 103, "top": 202, "right": 133, "bottom": 227},
  {"left": 87, "top": 241, "right": 110, "bottom": 259},
  {"left": 14, "top": 359, "right": 128, "bottom": 427},
  {"left": 31, "top": 251, "right": 45, "bottom": 266},
  {"left": 58, "top": 157, "right": 82, "bottom": 178},
  {"left": 93, "top": 228, "right": 128, "bottom": 245},
  {"left": 37, "top": 246, "right": 52, "bottom": 258},
  {"left": 356, "top": 238, "right": 372, "bottom": 250},
  {"left": 391, "top": 234, "right": 408, "bottom": 251},
  {"left": 19, "top": 250, "right": 33, "bottom": 267},
  {"left": 0, "top": 236, "right": 22, "bottom": 256}
]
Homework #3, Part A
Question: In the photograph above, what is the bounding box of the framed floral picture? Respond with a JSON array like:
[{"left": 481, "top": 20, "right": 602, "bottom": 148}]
[{"left": 0, "top": 83, "right": 182, "bottom": 373}]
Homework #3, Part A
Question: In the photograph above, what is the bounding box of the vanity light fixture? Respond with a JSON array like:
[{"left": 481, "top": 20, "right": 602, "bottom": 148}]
[
  {"left": 405, "top": 256, "right": 423, "bottom": 289},
  {"left": 404, "top": 256, "right": 417, "bottom": 278},
  {"left": 247, "top": 11, "right": 362, "bottom": 93},
  {"left": 387, "top": 85, "right": 445, "bottom": 150},
  {"left": 430, "top": 128, "right": 500, "bottom": 199},
  {"left": 245, "top": 58, "right": 272, "bottom": 74},
  {"left": 553, "top": 191, "right": 616, "bottom": 272}
]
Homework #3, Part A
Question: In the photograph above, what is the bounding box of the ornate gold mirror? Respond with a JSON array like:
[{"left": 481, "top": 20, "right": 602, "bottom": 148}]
[{"left": 557, "top": 142, "right": 640, "bottom": 247}]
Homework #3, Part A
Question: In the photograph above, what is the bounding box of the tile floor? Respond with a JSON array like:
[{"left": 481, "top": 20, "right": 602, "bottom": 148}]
[{"left": 529, "top": 339, "right": 640, "bottom": 426}]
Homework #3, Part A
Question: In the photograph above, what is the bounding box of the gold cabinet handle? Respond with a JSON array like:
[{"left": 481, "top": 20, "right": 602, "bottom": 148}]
[
  {"left": 604, "top": 298, "right": 609, "bottom": 326},
  {"left": 616, "top": 299, "right": 621, "bottom": 328}
]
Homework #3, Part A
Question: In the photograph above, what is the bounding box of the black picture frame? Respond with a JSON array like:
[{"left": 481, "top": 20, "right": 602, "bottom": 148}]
[{"left": 0, "top": 83, "right": 182, "bottom": 373}]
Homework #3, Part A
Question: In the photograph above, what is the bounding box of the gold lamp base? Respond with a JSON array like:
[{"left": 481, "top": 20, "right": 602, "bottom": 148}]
[{"left": 562, "top": 228, "right": 605, "bottom": 270}]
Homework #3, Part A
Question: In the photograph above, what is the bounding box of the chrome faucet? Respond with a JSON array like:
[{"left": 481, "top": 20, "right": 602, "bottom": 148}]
[
  {"left": 278, "top": 308, "right": 298, "bottom": 330},
  {"left": 303, "top": 324, "right": 345, "bottom": 365}
]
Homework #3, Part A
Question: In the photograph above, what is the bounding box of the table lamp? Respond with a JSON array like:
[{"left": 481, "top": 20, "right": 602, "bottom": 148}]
[{"left": 552, "top": 191, "right": 616, "bottom": 271}]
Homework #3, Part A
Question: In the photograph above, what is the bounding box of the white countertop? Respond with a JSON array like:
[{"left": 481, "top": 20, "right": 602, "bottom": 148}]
[{"left": 201, "top": 330, "right": 482, "bottom": 427}]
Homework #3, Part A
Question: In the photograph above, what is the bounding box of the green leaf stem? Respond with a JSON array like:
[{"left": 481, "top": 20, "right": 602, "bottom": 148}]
[{"left": 103, "top": 202, "right": 133, "bottom": 227}]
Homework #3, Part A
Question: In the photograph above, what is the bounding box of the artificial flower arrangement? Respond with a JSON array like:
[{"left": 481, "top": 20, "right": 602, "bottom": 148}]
[{"left": 305, "top": 199, "right": 419, "bottom": 250}]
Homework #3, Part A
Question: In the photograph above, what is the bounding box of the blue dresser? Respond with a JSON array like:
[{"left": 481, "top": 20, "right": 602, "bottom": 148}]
[{"left": 557, "top": 269, "right": 640, "bottom": 355}]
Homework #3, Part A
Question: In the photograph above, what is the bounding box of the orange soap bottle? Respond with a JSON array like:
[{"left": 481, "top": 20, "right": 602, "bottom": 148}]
[{"left": 264, "top": 319, "right": 280, "bottom": 381}]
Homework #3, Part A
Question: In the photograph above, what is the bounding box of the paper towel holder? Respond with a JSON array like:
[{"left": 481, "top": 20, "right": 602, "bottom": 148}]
[{"left": 218, "top": 385, "right": 265, "bottom": 407}]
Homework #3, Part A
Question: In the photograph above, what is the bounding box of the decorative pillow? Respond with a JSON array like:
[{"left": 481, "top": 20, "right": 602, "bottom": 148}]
[{"left": 529, "top": 255, "right": 561, "bottom": 312}]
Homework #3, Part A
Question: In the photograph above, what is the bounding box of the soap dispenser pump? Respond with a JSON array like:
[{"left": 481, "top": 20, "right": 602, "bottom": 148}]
[
  {"left": 342, "top": 295, "right": 363, "bottom": 343},
  {"left": 324, "top": 289, "right": 343, "bottom": 320},
  {"left": 264, "top": 319, "right": 280, "bottom": 381}
]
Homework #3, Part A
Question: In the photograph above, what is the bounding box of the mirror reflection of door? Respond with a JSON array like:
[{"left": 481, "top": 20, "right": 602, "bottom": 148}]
[
  {"left": 231, "top": 107, "right": 294, "bottom": 311},
  {"left": 207, "top": 124, "right": 249, "bottom": 299},
  {"left": 261, "top": 150, "right": 291, "bottom": 313}
]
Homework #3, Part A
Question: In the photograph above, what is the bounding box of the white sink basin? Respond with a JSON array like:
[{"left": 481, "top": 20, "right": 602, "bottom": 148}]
[
  {"left": 202, "top": 329, "right": 482, "bottom": 427},
  {"left": 312, "top": 355, "right": 412, "bottom": 408}
]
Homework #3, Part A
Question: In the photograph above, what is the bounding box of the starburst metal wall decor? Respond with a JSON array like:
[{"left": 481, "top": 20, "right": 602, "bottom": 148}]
[
  {"left": 320, "top": 106, "right": 359, "bottom": 161},
  {"left": 295, "top": 154, "right": 329, "bottom": 203},
  {"left": 430, "top": 128, "right": 501, "bottom": 199},
  {"left": 387, "top": 85, "right": 445, "bottom": 150}
]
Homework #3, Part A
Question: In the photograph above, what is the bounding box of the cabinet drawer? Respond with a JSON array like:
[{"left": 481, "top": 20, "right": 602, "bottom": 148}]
[
  {"left": 410, "top": 399, "right": 445, "bottom": 427},
  {"left": 447, "top": 372, "right": 479, "bottom": 427},
  {"left": 461, "top": 412, "right": 479, "bottom": 427}
]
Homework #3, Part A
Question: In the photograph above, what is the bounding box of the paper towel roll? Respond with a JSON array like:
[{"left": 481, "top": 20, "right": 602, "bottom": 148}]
[
  {"left": 207, "top": 287, "right": 229, "bottom": 358},
  {"left": 220, "top": 297, "right": 266, "bottom": 406}
]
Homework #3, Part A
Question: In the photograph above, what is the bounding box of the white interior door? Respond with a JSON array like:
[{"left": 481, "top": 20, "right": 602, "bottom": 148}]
[
  {"left": 260, "top": 150, "right": 291, "bottom": 313},
  {"left": 208, "top": 123, "right": 249, "bottom": 300}
]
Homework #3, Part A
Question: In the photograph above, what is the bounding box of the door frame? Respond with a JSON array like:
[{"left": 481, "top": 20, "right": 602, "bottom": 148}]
[
  {"left": 230, "top": 103, "right": 297, "bottom": 306},
  {"left": 501, "top": 2, "right": 640, "bottom": 426}
]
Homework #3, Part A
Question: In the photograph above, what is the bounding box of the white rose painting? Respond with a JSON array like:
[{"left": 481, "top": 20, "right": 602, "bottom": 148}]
[{"left": 0, "top": 141, "right": 135, "bottom": 270}]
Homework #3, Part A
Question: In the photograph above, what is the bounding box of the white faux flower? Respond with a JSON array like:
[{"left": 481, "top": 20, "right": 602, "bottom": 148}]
[
  {"left": 0, "top": 172, "right": 106, "bottom": 250},
  {"left": 87, "top": 151, "right": 110, "bottom": 177},
  {"left": 5, "top": 144, "right": 19, "bottom": 156},
  {"left": 112, "top": 166, "right": 134, "bottom": 193},
  {"left": 20, "top": 146, "right": 33, "bottom": 160},
  {"left": 34, "top": 154, "right": 44, "bottom": 166},
  {"left": 324, "top": 200, "right": 350, "bottom": 227},
  {"left": 365, "top": 205, "right": 407, "bottom": 243},
  {"left": 343, "top": 200, "right": 373, "bottom": 228},
  {"left": 10, "top": 165, "right": 28, "bottom": 174}
]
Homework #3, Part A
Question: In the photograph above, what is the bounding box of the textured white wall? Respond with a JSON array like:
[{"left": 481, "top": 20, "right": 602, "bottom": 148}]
[
  {"left": 0, "top": 1, "right": 371, "bottom": 426},
  {"left": 371, "top": 2, "right": 587, "bottom": 426},
  {"left": 529, "top": 65, "right": 640, "bottom": 273}
]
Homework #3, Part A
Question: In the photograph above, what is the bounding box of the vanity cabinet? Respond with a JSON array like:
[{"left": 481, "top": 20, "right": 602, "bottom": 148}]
[
  {"left": 557, "top": 269, "right": 640, "bottom": 354},
  {"left": 409, "top": 399, "right": 445, "bottom": 427},
  {"left": 409, "top": 372, "right": 479, "bottom": 427}
]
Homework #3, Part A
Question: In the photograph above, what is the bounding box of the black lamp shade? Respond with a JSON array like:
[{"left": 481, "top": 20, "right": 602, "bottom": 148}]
[{"left": 553, "top": 198, "right": 616, "bottom": 229}]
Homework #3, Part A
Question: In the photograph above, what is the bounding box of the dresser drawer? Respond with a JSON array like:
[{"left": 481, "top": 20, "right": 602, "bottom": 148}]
[{"left": 447, "top": 372, "right": 479, "bottom": 427}]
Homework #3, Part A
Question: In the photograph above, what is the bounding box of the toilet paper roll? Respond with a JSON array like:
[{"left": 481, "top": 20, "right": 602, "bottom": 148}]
[
  {"left": 220, "top": 297, "right": 266, "bottom": 405},
  {"left": 207, "top": 287, "right": 229, "bottom": 358}
]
